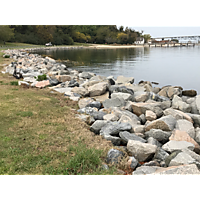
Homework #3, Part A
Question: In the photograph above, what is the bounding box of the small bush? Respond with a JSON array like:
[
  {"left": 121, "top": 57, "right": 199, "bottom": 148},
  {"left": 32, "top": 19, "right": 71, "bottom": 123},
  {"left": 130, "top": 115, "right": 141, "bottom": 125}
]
[
  {"left": 4, "top": 55, "right": 10, "bottom": 58},
  {"left": 10, "top": 81, "right": 18, "bottom": 86},
  {"left": 37, "top": 74, "right": 47, "bottom": 81}
]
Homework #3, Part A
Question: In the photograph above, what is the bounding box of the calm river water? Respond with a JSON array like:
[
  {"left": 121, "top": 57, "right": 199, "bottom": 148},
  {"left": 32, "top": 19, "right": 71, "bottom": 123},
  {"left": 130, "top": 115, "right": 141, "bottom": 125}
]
[{"left": 35, "top": 46, "right": 200, "bottom": 93}]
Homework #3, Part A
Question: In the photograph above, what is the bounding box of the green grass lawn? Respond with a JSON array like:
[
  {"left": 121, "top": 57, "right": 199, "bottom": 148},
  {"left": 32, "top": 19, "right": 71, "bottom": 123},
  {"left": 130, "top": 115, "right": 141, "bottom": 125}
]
[{"left": 0, "top": 54, "right": 123, "bottom": 175}]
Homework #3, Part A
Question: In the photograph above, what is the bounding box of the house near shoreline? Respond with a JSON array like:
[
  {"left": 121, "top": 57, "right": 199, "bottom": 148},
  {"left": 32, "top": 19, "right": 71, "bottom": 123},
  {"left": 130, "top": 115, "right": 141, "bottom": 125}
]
[{"left": 134, "top": 37, "right": 144, "bottom": 45}]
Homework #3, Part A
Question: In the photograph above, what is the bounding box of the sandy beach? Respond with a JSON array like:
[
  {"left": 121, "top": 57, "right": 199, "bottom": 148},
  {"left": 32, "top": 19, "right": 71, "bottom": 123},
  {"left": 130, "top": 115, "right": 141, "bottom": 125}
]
[{"left": 87, "top": 44, "right": 145, "bottom": 49}]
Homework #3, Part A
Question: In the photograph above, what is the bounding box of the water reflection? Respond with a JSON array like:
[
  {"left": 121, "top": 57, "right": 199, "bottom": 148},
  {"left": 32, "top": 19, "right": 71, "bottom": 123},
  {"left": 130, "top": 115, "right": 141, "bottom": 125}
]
[{"left": 35, "top": 46, "right": 200, "bottom": 93}]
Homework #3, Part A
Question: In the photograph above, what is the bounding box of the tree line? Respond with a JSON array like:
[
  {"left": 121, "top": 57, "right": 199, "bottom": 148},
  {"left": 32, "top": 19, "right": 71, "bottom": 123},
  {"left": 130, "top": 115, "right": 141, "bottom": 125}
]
[{"left": 0, "top": 25, "right": 151, "bottom": 45}]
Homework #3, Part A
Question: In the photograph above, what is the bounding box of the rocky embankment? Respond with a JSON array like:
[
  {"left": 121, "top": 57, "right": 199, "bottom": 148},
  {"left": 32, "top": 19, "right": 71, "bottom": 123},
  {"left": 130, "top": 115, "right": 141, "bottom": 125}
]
[{"left": 2, "top": 49, "right": 200, "bottom": 175}]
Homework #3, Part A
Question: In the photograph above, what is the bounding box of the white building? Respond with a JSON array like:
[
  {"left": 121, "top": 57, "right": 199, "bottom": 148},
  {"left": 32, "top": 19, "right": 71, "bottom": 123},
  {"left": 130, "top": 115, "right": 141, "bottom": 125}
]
[{"left": 134, "top": 37, "right": 144, "bottom": 45}]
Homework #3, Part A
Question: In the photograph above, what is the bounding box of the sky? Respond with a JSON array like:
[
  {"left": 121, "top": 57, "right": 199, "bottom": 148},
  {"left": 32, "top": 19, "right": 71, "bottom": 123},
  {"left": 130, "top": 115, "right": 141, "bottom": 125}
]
[{"left": 117, "top": 25, "right": 200, "bottom": 37}]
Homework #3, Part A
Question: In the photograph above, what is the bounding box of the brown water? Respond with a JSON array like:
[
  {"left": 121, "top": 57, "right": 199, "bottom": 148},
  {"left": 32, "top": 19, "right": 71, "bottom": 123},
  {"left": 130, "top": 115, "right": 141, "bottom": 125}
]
[{"left": 35, "top": 46, "right": 200, "bottom": 93}]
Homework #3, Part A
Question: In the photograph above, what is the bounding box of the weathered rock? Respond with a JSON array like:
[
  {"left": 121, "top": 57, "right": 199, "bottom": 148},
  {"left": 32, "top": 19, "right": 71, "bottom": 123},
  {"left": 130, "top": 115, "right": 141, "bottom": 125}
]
[
  {"left": 139, "top": 114, "right": 146, "bottom": 124},
  {"left": 103, "top": 134, "right": 121, "bottom": 145},
  {"left": 68, "top": 79, "right": 79, "bottom": 87},
  {"left": 162, "top": 140, "right": 195, "bottom": 153},
  {"left": 187, "top": 113, "right": 200, "bottom": 127},
  {"left": 106, "top": 149, "right": 125, "bottom": 165},
  {"left": 182, "top": 90, "right": 197, "bottom": 97},
  {"left": 75, "top": 114, "right": 95, "bottom": 125},
  {"left": 144, "top": 129, "right": 172, "bottom": 144},
  {"left": 134, "top": 91, "right": 149, "bottom": 102},
  {"left": 91, "top": 111, "right": 107, "bottom": 120},
  {"left": 71, "top": 87, "right": 89, "bottom": 97},
  {"left": 116, "top": 75, "right": 134, "bottom": 85},
  {"left": 88, "top": 82, "right": 108, "bottom": 97},
  {"left": 100, "top": 121, "right": 132, "bottom": 136},
  {"left": 90, "top": 120, "right": 109, "bottom": 134},
  {"left": 131, "top": 101, "right": 169, "bottom": 117},
  {"left": 93, "top": 91, "right": 109, "bottom": 103},
  {"left": 152, "top": 164, "right": 200, "bottom": 174},
  {"left": 109, "top": 85, "right": 134, "bottom": 96},
  {"left": 111, "top": 92, "right": 134, "bottom": 102},
  {"left": 77, "top": 106, "right": 98, "bottom": 114},
  {"left": 55, "top": 75, "right": 71, "bottom": 82},
  {"left": 145, "top": 115, "right": 176, "bottom": 132},
  {"left": 127, "top": 156, "right": 139, "bottom": 170},
  {"left": 119, "top": 131, "right": 146, "bottom": 143},
  {"left": 49, "top": 78, "right": 59, "bottom": 86},
  {"left": 103, "top": 98, "right": 125, "bottom": 109},
  {"left": 78, "top": 98, "right": 94, "bottom": 109},
  {"left": 18, "top": 81, "right": 29, "bottom": 87},
  {"left": 165, "top": 150, "right": 182, "bottom": 167},
  {"left": 168, "top": 152, "right": 196, "bottom": 167},
  {"left": 103, "top": 114, "right": 118, "bottom": 121},
  {"left": 85, "top": 101, "right": 102, "bottom": 110},
  {"left": 132, "top": 166, "right": 161, "bottom": 175},
  {"left": 127, "top": 140, "right": 157, "bottom": 162},
  {"left": 153, "top": 147, "right": 169, "bottom": 161},
  {"left": 175, "top": 119, "right": 195, "bottom": 139},
  {"left": 167, "top": 87, "right": 182, "bottom": 99},
  {"left": 35, "top": 80, "right": 50, "bottom": 88},
  {"left": 119, "top": 114, "right": 141, "bottom": 129},
  {"left": 145, "top": 110, "right": 157, "bottom": 121},
  {"left": 133, "top": 125, "right": 145, "bottom": 133},
  {"left": 172, "top": 95, "right": 191, "bottom": 113},
  {"left": 147, "top": 137, "right": 162, "bottom": 147},
  {"left": 53, "top": 87, "right": 72, "bottom": 94},
  {"left": 181, "top": 148, "right": 200, "bottom": 163},
  {"left": 79, "top": 72, "right": 93, "bottom": 79},
  {"left": 164, "top": 108, "right": 193, "bottom": 123},
  {"left": 169, "top": 130, "right": 200, "bottom": 153},
  {"left": 142, "top": 160, "right": 160, "bottom": 167}
]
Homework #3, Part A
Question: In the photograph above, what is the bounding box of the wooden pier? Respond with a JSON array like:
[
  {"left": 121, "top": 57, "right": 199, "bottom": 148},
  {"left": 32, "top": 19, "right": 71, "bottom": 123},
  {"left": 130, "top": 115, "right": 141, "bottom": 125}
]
[{"left": 148, "top": 43, "right": 195, "bottom": 47}]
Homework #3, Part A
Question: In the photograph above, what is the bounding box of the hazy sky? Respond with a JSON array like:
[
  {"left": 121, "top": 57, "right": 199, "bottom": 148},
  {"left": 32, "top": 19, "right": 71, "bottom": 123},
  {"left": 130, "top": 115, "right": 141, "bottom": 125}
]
[{"left": 129, "top": 27, "right": 200, "bottom": 38}]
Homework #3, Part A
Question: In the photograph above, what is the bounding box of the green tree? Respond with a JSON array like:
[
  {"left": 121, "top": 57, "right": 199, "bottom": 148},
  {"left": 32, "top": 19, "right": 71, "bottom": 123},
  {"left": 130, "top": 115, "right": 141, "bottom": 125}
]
[
  {"left": 0, "top": 26, "right": 14, "bottom": 44},
  {"left": 142, "top": 34, "right": 151, "bottom": 43}
]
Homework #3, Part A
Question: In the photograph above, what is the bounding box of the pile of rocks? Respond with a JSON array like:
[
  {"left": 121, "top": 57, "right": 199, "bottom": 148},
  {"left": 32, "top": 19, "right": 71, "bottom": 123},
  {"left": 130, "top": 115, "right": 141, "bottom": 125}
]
[{"left": 2, "top": 49, "right": 200, "bottom": 175}]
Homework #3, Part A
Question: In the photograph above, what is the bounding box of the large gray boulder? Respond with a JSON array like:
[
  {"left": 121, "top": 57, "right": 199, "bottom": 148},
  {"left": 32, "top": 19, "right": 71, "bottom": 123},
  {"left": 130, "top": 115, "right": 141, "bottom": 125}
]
[
  {"left": 71, "top": 87, "right": 89, "bottom": 97},
  {"left": 144, "top": 129, "right": 172, "bottom": 144},
  {"left": 158, "top": 86, "right": 182, "bottom": 99},
  {"left": 172, "top": 95, "right": 191, "bottom": 113},
  {"left": 116, "top": 75, "right": 134, "bottom": 85},
  {"left": 168, "top": 152, "right": 197, "bottom": 167},
  {"left": 164, "top": 108, "right": 193, "bottom": 123},
  {"left": 100, "top": 121, "right": 132, "bottom": 136},
  {"left": 147, "top": 137, "right": 162, "bottom": 147},
  {"left": 187, "top": 113, "right": 200, "bottom": 127},
  {"left": 90, "top": 120, "right": 109, "bottom": 134},
  {"left": 79, "top": 71, "right": 93, "bottom": 79},
  {"left": 118, "top": 114, "right": 141, "bottom": 128},
  {"left": 103, "top": 134, "right": 122, "bottom": 145},
  {"left": 153, "top": 147, "right": 169, "bottom": 161},
  {"left": 152, "top": 164, "right": 200, "bottom": 174},
  {"left": 88, "top": 82, "right": 108, "bottom": 97},
  {"left": 111, "top": 92, "right": 134, "bottom": 102},
  {"left": 78, "top": 98, "right": 94, "bottom": 109},
  {"left": 134, "top": 91, "right": 150, "bottom": 102},
  {"left": 127, "top": 140, "right": 157, "bottom": 162},
  {"left": 132, "top": 166, "right": 161, "bottom": 175},
  {"left": 175, "top": 119, "right": 195, "bottom": 139},
  {"left": 119, "top": 131, "right": 146, "bottom": 144},
  {"left": 103, "top": 98, "right": 125, "bottom": 109},
  {"left": 162, "top": 140, "right": 195, "bottom": 153},
  {"left": 145, "top": 115, "right": 176, "bottom": 132},
  {"left": 106, "top": 149, "right": 125, "bottom": 165}
]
